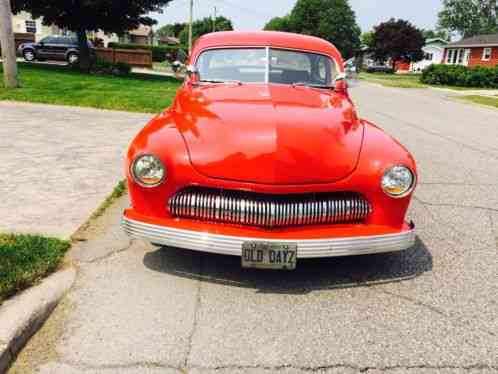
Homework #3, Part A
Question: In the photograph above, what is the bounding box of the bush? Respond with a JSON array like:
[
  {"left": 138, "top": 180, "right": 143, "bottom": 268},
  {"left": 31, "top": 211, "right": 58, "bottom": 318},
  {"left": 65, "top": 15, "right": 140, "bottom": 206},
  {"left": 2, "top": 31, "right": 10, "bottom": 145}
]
[
  {"left": 108, "top": 42, "right": 187, "bottom": 62},
  {"left": 92, "top": 59, "right": 131, "bottom": 76},
  {"left": 421, "top": 64, "right": 498, "bottom": 88}
]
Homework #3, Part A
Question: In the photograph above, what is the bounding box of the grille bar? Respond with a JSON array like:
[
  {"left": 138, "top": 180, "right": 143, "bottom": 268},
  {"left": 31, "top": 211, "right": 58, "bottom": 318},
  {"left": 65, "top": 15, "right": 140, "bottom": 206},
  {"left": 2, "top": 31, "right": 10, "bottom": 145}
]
[{"left": 169, "top": 188, "right": 371, "bottom": 229}]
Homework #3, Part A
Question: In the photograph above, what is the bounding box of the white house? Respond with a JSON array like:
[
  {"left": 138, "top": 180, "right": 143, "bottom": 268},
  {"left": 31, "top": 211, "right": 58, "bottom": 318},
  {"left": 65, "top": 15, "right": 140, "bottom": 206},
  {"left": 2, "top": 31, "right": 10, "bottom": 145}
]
[
  {"left": 11, "top": 11, "right": 62, "bottom": 41},
  {"left": 410, "top": 38, "right": 448, "bottom": 72}
]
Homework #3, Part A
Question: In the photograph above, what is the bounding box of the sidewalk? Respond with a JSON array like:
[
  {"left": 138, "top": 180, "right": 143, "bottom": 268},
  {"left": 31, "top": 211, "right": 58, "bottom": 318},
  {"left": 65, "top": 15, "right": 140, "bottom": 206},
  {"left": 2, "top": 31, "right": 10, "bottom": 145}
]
[{"left": 0, "top": 101, "right": 150, "bottom": 238}]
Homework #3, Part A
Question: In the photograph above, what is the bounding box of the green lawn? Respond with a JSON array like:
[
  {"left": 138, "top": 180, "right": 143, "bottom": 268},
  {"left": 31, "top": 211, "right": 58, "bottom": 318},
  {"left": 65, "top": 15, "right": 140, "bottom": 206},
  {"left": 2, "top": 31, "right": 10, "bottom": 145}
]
[
  {"left": 456, "top": 95, "right": 498, "bottom": 109},
  {"left": 0, "top": 63, "right": 182, "bottom": 113},
  {"left": 0, "top": 234, "right": 70, "bottom": 303},
  {"left": 360, "top": 71, "right": 497, "bottom": 91},
  {"left": 359, "top": 72, "right": 428, "bottom": 88}
]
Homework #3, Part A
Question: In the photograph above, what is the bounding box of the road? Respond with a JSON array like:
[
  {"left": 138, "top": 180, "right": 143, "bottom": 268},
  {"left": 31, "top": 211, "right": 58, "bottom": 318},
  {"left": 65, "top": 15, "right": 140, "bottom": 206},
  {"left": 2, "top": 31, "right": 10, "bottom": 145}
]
[{"left": 9, "top": 82, "right": 498, "bottom": 374}]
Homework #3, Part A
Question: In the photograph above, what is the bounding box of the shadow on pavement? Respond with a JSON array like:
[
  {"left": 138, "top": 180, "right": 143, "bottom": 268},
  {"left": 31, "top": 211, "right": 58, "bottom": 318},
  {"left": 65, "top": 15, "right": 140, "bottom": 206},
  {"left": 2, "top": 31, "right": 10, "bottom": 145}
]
[{"left": 143, "top": 237, "right": 432, "bottom": 294}]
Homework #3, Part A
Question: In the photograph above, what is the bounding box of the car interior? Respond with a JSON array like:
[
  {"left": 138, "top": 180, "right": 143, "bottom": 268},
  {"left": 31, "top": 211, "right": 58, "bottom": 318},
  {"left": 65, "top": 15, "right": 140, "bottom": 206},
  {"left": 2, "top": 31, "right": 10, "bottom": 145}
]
[{"left": 197, "top": 48, "right": 337, "bottom": 86}]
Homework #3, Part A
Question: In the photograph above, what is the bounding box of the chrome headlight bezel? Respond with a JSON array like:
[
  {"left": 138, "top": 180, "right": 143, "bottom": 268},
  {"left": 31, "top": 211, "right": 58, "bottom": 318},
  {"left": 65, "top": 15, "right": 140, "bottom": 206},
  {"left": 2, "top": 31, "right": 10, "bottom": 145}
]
[
  {"left": 381, "top": 165, "right": 416, "bottom": 198},
  {"left": 131, "top": 154, "right": 166, "bottom": 188}
]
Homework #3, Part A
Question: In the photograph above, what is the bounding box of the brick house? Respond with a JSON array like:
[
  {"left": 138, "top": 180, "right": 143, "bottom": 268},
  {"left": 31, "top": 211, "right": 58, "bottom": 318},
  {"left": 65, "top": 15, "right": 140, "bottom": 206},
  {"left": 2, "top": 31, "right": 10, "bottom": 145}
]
[{"left": 443, "top": 34, "right": 498, "bottom": 67}]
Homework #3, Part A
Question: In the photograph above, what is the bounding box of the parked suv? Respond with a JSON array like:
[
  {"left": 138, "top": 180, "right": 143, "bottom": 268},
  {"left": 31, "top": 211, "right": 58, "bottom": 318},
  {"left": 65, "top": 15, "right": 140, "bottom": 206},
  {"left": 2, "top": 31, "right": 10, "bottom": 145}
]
[{"left": 18, "top": 35, "right": 94, "bottom": 65}]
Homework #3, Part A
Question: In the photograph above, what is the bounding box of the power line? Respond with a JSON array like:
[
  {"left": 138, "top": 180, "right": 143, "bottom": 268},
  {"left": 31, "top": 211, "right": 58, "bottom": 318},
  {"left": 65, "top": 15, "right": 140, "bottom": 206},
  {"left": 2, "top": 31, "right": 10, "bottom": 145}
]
[{"left": 211, "top": 0, "right": 274, "bottom": 18}]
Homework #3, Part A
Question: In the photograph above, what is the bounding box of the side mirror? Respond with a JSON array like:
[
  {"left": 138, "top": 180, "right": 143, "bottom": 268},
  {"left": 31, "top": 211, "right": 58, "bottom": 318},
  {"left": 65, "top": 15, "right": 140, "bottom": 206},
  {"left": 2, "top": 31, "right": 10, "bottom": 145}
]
[
  {"left": 335, "top": 73, "right": 349, "bottom": 94},
  {"left": 186, "top": 64, "right": 199, "bottom": 83}
]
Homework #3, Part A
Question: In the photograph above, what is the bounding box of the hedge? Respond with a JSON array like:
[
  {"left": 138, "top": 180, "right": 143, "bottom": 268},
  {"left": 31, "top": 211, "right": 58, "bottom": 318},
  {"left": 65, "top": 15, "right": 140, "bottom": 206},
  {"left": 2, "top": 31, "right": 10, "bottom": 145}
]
[
  {"left": 421, "top": 64, "right": 498, "bottom": 88},
  {"left": 108, "top": 42, "right": 187, "bottom": 62}
]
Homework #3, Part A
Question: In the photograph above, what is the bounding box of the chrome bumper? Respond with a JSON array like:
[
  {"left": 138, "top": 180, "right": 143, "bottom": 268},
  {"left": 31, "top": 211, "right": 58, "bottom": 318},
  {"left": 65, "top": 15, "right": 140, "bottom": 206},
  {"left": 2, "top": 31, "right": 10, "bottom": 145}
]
[{"left": 123, "top": 217, "right": 415, "bottom": 258}]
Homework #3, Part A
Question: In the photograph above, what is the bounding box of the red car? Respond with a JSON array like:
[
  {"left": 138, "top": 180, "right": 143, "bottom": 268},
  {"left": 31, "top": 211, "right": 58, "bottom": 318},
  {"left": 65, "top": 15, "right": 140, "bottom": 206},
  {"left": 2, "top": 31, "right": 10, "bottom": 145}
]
[{"left": 123, "top": 31, "right": 417, "bottom": 270}]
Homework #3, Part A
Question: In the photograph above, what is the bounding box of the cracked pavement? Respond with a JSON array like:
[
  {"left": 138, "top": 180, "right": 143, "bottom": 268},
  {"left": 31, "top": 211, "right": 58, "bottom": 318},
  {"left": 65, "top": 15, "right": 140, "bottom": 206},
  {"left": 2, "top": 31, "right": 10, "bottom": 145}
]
[{"left": 8, "top": 82, "right": 498, "bottom": 374}]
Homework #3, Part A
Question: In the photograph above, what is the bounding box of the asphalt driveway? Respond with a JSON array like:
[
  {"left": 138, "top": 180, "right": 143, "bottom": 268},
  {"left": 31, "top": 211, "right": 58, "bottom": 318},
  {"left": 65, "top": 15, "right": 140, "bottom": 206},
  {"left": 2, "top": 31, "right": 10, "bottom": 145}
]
[
  {"left": 9, "top": 83, "right": 498, "bottom": 374},
  {"left": 0, "top": 102, "right": 150, "bottom": 238}
]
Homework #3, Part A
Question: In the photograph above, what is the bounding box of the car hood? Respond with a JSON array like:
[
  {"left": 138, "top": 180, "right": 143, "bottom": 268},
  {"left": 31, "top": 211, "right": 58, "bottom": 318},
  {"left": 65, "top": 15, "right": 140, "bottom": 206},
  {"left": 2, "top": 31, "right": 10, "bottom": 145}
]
[{"left": 171, "top": 84, "right": 364, "bottom": 185}]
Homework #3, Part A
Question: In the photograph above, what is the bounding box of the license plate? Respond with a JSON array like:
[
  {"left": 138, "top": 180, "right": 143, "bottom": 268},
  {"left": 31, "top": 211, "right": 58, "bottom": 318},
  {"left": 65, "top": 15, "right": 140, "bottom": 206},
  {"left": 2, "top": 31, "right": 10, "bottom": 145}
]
[{"left": 241, "top": 242, "right": 297, "bottom": 270}]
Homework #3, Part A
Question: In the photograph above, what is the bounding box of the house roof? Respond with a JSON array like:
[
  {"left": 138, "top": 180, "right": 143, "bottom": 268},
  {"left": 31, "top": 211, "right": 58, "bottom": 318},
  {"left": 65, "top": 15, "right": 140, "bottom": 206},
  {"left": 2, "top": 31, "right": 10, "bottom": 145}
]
[
  {"left": 447, "top": 33, "right": 498, "bottom": 47},
  {"left": 425, "top": 38, "right": 449, "bottom": 45},
  {"left": 157, "top": 35, "right": 180, "bottom": 44},
  {"left": 129, "top": 25, "right": 153, "bottom": 37}
]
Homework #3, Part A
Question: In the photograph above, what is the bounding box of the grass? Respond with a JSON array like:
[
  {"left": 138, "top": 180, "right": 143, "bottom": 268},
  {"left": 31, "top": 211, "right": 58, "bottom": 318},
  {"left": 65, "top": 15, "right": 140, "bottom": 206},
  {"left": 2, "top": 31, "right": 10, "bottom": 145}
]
[
  {"left": 456, "top": 95, "right": 498, "bottom": 108},
  {"left": 0, "top": 63, "right": 182, "bottom": 113},
  {"left": 0, "top": 234, "right": 70, "bottom": 303},
  {"left": 90, "top": 180, "right": 126, "bottom": 220},
  {"left": 359, "top": 72, "right": 497, "bottom": 91},
  {"left": 359, "top": 72, "right": 428, "bottom": 88}
]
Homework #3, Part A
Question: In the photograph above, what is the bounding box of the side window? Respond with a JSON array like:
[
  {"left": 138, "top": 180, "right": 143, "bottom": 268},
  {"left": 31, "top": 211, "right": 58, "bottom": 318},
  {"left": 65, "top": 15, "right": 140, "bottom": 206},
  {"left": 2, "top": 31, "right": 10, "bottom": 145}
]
[{"left": 482, "top": 48, "right": 492, "bottom": 61}]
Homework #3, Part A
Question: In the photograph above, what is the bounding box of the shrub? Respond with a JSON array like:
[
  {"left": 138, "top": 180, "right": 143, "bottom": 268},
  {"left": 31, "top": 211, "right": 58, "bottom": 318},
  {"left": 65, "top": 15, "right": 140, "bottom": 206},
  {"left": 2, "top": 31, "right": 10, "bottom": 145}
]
[
  {"left": 421, "top": 64, "right": 498, "bottom": 88},
  {"left": 92, "top": 59, "right": 132, "bottom": 76},
  {"left": 107, "top": 42, "right": 187, "bottom": 62}
]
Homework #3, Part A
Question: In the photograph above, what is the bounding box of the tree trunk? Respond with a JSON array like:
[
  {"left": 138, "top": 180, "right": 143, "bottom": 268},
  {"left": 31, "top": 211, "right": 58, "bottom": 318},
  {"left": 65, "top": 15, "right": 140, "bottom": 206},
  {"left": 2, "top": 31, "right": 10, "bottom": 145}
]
[
  {"left": 77, "top": 29, "right": 91, "bottom": 72},
  {"left": 0, "top": 0, "right": 18, "bottom": 88},
  {"left": 392, "top": 59, "right": 397, "bottom": 72}
]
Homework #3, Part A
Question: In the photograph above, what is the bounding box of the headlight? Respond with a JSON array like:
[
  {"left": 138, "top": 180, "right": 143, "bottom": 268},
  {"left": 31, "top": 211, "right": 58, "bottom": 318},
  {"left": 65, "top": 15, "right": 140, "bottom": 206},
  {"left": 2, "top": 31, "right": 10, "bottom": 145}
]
[
  {"left": 131, "top": 154, "right": 166, "bottom": 187},
  {"left": 381, "top": 166, "right": 415, "bottom": 197}
]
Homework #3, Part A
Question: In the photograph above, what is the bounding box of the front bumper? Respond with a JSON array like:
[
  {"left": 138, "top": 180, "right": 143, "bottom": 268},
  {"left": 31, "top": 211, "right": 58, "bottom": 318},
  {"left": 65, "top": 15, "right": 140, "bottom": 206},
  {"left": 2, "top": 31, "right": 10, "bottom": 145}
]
[{"left": 122, "top": 216, "right": 416, "bottom": 258}]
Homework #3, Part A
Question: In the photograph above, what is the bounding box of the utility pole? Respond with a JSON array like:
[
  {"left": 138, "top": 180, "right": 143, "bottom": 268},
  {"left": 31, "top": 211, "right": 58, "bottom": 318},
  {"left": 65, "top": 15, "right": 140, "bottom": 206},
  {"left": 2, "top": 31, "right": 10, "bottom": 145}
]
[
  {"left": 212, "top": 6, "right": 217, "bottom": 32},
  {"left": 0, "top": 0, "right": 18, "bottom": 88},
  {"left": 188, "top": 0, "right": 193, "bottom": 53}
]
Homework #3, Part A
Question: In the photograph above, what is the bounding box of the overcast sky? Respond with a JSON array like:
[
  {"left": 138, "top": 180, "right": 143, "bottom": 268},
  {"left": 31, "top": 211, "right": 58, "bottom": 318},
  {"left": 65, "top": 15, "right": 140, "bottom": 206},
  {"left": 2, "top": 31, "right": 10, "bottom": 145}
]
[{"left": 153, "top": 0, "right": 443, "bottom": 33}]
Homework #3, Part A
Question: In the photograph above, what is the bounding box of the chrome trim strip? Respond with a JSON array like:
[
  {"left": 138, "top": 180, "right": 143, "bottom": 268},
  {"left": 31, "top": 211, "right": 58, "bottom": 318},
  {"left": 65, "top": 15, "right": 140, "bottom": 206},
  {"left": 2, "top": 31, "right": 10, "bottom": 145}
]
[{"left": 122, "top": 217, "right": 416, "bottom": 259}]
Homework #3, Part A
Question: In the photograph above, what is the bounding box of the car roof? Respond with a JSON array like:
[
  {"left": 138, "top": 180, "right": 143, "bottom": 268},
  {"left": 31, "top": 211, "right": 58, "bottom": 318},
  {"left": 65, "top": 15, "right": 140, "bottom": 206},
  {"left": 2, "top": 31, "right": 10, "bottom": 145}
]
[{"left": 191, "top": 31, "right": 344, "bottom": 69}]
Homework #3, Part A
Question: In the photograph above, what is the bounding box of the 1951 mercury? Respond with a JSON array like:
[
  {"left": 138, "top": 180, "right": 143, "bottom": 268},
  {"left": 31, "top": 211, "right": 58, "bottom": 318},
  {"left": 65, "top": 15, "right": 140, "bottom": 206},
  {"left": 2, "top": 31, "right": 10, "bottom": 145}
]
[{"left": 122, "top": 31, "right": 417, "bottom": 270}]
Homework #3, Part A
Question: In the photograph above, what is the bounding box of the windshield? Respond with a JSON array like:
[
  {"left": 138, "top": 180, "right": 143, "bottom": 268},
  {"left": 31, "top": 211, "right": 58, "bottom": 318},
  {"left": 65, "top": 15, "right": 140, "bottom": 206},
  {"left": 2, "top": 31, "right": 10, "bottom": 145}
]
[{"left": 196, "top": 48, "right": 338, "bottom": 86}]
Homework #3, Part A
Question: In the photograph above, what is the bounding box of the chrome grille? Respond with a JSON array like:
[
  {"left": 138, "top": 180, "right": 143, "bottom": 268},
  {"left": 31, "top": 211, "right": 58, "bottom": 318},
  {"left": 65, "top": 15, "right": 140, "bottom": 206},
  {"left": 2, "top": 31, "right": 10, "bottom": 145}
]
[{"left": 169, "top": 188, "right": 371, "bottom": 229}]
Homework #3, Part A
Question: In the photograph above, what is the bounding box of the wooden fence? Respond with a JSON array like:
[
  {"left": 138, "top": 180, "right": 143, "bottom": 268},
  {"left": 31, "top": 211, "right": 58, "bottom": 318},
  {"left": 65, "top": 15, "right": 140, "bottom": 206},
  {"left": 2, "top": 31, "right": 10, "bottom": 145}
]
[
  {"left": 95, "top": 48, "right": 153, "bottom": 68},
  {"left": 0, "top": 33, "right": 35, "bottom": 55}
]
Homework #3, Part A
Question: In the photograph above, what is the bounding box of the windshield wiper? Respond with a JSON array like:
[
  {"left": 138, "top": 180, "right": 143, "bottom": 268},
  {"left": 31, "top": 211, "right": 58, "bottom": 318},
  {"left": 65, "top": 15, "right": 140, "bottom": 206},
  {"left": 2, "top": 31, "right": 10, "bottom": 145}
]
[
  {"left": 292, "top": 82, "right": 334, "bottom": 89},
  {"left": 198, "top": 79, "right": 242, "bottom": 85}
]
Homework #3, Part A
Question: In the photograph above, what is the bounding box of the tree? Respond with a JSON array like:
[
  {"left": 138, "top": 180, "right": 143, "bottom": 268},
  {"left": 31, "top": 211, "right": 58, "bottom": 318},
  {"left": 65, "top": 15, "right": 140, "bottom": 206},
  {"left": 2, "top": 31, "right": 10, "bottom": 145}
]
[
  {"left": 157, "top": 22, "right": 186, "bottom": 38},
  {"left": 371, "top": 19, "right": 425, "bottom": 70},
  {"left": 438, "top": 0, "right": 497, "bottom": 37},
  {"left": 179, "top": 16, "right": 233, "bottom": 45},
  {"left": 422, "top": 28, "right": 451, "bottom": 41},
  {"left": 264, "top": 16, "right": 292, "bottom": 32},
  {"left": 361, "top": 31, "right": 374, "bottom": 48},
  {"left": 279, "top": 0, "right": 361, "bottom": 59},
  {"left": 0, "top": 0, "right": 18, "bottom": 87},
  {"left": 11, "top": 0, "right": 174, "bottom": 71}
]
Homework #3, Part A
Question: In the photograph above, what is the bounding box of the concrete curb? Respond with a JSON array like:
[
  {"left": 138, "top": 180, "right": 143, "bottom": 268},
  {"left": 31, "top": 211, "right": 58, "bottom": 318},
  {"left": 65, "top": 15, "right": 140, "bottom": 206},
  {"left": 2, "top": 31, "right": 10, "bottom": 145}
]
[{"left": 0, "top": 267, "right": 76, "bottom": 373}]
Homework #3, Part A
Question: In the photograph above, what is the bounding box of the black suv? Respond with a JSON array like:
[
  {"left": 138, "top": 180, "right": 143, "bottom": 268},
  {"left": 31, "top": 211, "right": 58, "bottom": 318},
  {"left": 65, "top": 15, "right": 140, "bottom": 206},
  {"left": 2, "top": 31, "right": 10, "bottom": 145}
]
[{"left": 18, "top": 35, "right": 94, "bottom": 65}]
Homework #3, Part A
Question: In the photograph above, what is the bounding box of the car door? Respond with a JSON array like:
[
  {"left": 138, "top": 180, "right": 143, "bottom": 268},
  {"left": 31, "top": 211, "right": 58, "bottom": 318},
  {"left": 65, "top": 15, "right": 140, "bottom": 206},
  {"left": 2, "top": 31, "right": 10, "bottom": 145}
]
[
  {"left": 36, "top": 37, "right": 52, "bottom": 59},
  {"left": 53, "top": 37, "right": 70, "bottom": 61},
  {"left": 37, "top": 37, "right": 59, "bottom": 60}
]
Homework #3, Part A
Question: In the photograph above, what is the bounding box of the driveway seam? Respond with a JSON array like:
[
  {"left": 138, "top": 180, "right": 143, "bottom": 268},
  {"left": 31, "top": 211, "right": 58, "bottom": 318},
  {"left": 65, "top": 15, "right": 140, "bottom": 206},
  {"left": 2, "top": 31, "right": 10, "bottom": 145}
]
[
  {"left": 187, "top": 363, "right": 498, "bottom": 372},
  {"left": 489, "top": 212, "right": 498, "bottom": 251},
  {"left": 79, "top": 239, "right": 136, "bottom": 265},
  {"left": 184, "top": 255, "right": 203, "bottom": 370},
  {"left": 415, "top": 198, "right": 498, "bottom": 213}
]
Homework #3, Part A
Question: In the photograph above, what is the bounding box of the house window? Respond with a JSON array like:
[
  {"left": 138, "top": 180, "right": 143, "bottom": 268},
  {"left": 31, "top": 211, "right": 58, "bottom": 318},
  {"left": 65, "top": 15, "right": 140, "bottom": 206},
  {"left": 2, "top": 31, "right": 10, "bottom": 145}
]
[
  {"left": 446, "top": 49, "right": 466, "bottom": 65},
  {"left": 425, "top": 52, "right": 434, "bottom": 61},
  {"left": 482, "top": 48, "right": 492, "bottom": 61},
  {"left": 25, "top": 20, "right": 37, "bottom": 34}
]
